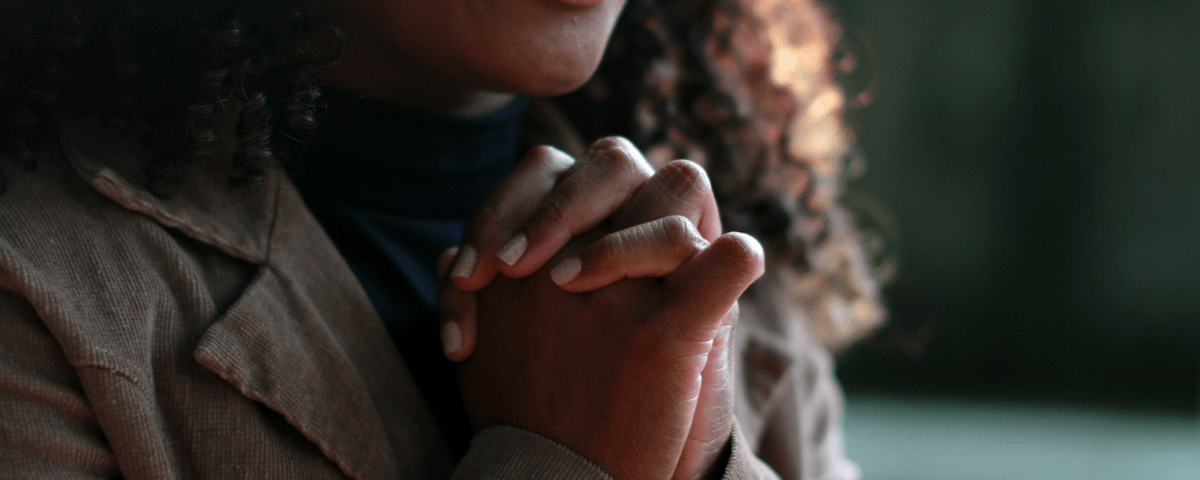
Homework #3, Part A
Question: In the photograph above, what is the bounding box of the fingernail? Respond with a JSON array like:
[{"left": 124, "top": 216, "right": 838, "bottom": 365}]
[
  {"left": 496, "top": 233, "right": 528, "bottom": 266},
  {"left": 441, "top": 321, "right": 462, "bottom": 356},
  {"left": 451, "top": 245, "right": 477, "bottom": 278},
  {"left": 551, "top": 257, "right": 582, "bottom": 286}
]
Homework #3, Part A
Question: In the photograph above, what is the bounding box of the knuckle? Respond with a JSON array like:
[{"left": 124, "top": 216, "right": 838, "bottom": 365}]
[
  {"left": 718, "top": 232, "right": 766, "bottom": 279},
  {"left": 658, "top": 160, "right": 712, "bottom": 198},
  {"left": 660, "top": 215, "right": 705, "bottom": 260},
  {"left": 520, "top": 146, "right": 575, "bottom": 179},
  {"left": 535, "top": 193, "right": 569, "bottom": 226},
  {"left": 603, "top": 230, "right": 629, "bottom": 259},
  {"left": 660, "top": 215, "right": 695, "bottom": 246},
  {"left": 589, "top": 136, "right": 635, "bottom": 153},
  {"left": 522, "top": 144, "right": 558, "bottom": 164},
  {"left": 597, "top": 145, "right": 635, "bottom": 171},
  {"left": 592, "top": 138, "right": 651, "bottom": 177},
  {"left": 470, "top": 204, "right": 502, "bottom": 231},
  {"left": 527, "top": 145, "right": 572, "bottom": 170}
]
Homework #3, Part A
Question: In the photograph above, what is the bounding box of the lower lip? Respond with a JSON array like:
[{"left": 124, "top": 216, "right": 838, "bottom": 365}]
[{"left": 553, "top": 0, "right": 605, "bottom": 6}]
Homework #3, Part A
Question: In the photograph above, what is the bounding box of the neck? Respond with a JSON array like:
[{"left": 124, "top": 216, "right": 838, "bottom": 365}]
[
  {"left": 312, "top": 19, "right": 515, "bottom": 118},
  {"left": 290, "top": 89, "right": 529, "bottom": 216}
]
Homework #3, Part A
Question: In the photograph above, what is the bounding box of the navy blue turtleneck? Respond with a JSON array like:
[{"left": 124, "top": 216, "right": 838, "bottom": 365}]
[{"left": 290, "top": 88, "right": 528, "bottom": 458}]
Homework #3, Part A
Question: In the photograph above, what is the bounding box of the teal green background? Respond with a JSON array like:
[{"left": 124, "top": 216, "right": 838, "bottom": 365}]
[
  {"left": 829, "top": 0, "right": 1200, "bottom": 409},
  {"left": 824, "top": 1, "right": 1200, "bottom": 476},
  {"left": 844, "top": 396, "right": 1200, "bottom": 480}
]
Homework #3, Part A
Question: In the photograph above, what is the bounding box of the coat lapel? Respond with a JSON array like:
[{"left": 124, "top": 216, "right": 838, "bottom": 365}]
[
  {"left": 56, "top": 108, "right": 274, "bottom": 264},
  {"left": 56, "top": 108, "right": 451, "bottom": 479},
  {"left": 192, "top": 266, "right": 400, "bottom": 480}
]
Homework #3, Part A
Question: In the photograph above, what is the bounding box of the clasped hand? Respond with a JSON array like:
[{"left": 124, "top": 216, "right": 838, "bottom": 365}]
[{"left": 437, "top": 138, "right": 764, "bottom": 480}]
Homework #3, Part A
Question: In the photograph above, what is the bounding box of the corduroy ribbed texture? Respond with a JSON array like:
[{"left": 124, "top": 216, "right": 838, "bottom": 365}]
[
  {"left": 0, "top": 103, "right": 848, "bottom": 479},
  {"left": 452, "top": 426, "right": 612, "bottom": 479}
]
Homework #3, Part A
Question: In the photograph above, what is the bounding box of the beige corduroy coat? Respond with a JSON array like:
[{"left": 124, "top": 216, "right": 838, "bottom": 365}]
[{"left": 0, "top": 101, "right": 855, "bottom": 479}]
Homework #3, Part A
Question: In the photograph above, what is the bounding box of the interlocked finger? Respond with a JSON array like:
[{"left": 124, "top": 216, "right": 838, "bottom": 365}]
[
  {"left": 612, "top": 159, "right": 722, "bottom": 242},
  {"left": 450, "top": 145, "right": 575, "bottom": 292},
  {"left": 550, "top": 215, "right": 710, "bottom": 292},
  {"left": 495, "top": 137, "right": 655, "bottom": 278}
]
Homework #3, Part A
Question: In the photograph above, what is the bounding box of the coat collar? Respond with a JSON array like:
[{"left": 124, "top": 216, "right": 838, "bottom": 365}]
[
  {"left": 55, "top": 107, "right": 278, "bottom": 264},
  {"left": 53, "top": 107, "right": 419, "bottom": 479}
]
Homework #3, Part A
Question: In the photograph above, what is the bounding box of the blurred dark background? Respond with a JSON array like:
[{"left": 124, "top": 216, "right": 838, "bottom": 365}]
[{"left": 826, "top": 0, "right": 1200, "bottom": 414}]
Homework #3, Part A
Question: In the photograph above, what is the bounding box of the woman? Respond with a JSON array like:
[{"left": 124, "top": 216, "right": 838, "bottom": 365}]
[{"left": 0, "top": 0, "right": 881, "bottom": 478}]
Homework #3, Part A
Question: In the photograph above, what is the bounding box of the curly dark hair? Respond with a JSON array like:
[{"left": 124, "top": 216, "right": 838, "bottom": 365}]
[
  {"left": 0, "top": 0, "right": 882, "bottom": 346},
  {"left": 0, "top": 0, "right": 330, "bottom": 192},
  {"left": 566, "top": 0, "right": 885, "bottom": 346}
]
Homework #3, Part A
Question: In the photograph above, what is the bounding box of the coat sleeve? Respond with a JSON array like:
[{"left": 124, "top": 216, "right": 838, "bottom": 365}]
[
  {"left": 723, "top": 421, "right": 784, "bottom": 480},
  {"left": 0, "top": 288, "right": 121, "bottom": 479},
  {"left": 452, "top": 422, "right": 782, "bottom": 480},
  {"left": 451, "top": 426, "right": 613, "bottom": 479},
  {"left": 751, "top": 343, "right": 859, "bottom": 480},
  {"left": 733, "top": 279, "right": 861, "bottom": 480}
]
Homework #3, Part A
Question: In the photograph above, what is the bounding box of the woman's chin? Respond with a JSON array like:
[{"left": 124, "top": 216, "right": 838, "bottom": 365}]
[
  {"left": 514, "top": 71, "right": 596, "bottom": 97},
  {"left": 483, "top": 54, "right": 604, "bottom": 98}
]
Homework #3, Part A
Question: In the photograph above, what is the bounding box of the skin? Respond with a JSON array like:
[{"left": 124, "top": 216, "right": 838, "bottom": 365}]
[
  {"left": 316, "top": 1, "right": 763, "bottom": 478},
  {"left": 440, "top": 140, "right": 752, "bottom": 480},
  {"left": 316, "top": 0, "right": 628, "bottom": 117},
  {"left": 456, "top": 229, "right": 758, "bottom": 480}
]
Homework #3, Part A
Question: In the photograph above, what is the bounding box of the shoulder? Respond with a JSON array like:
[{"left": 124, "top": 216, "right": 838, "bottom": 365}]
[
  {"left": 0, "top": 111, "right": 269, "bottom": 371},
  {"left": 0, "top": 131, "right": 157, "bottom": 287}
]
